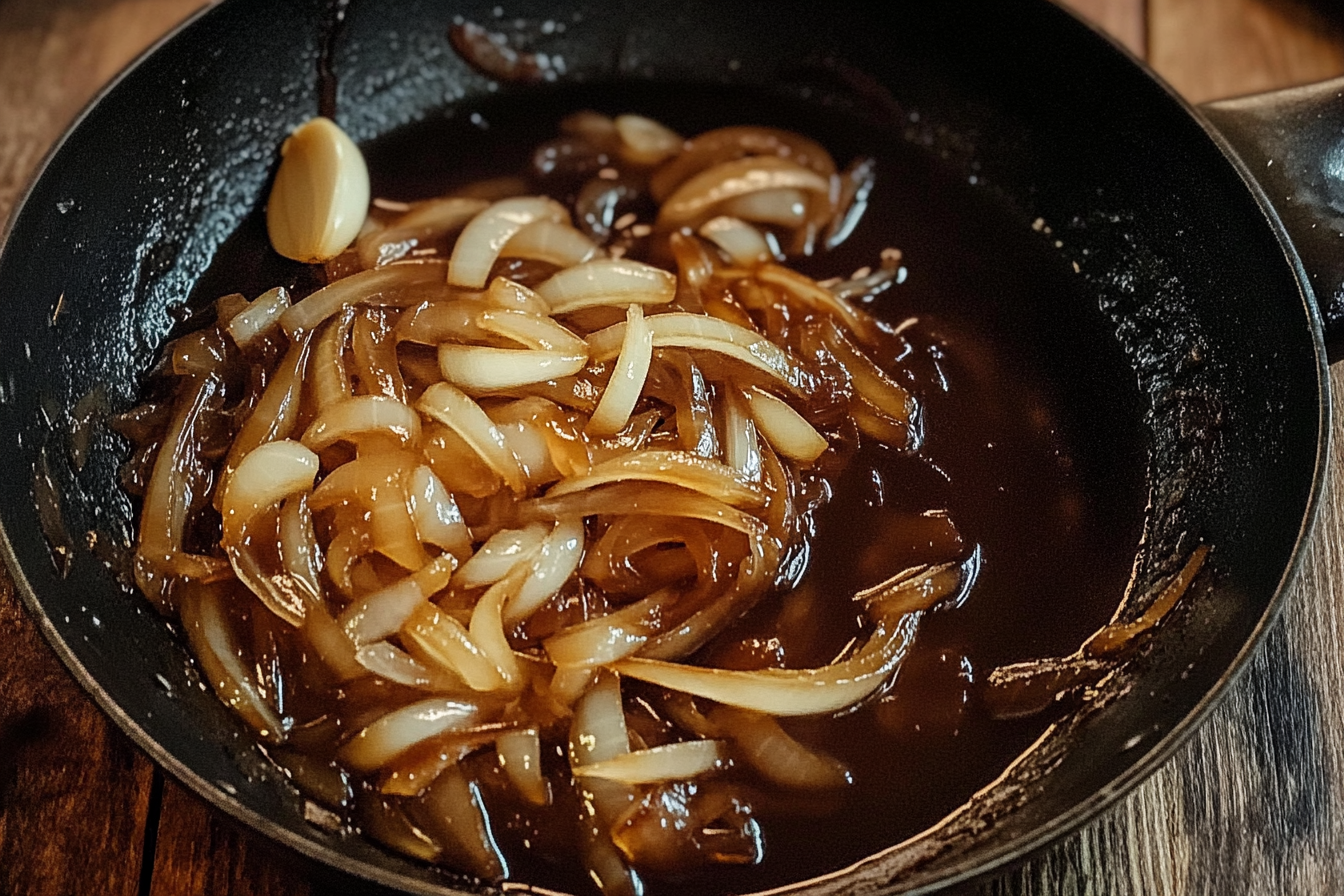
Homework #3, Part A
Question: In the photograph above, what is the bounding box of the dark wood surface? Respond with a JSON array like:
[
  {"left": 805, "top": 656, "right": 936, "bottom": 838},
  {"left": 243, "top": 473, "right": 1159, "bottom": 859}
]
[{"left": 3, "top": 1, "right": 1344, "bottom": 894}]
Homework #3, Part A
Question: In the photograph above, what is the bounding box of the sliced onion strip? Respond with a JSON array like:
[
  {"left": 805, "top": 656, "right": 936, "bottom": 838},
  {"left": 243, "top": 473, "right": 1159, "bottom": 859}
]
[
  {"left": 302, "top": 394, "right": 420, "bottom": 451},
  {"left": 743, "top": 387, "right": 829, "bottom": 464},
  {"left": 416, "top": 382, "right": 527, "bottom": 493},
  {"left": 574, "top": 740, "right": 726, "bottom": 784},
  {"left": 179, "top": 581, "right": 287, "bottom": 743},
  {"left": 501, "top": 218, "right": 600, "bottom": 268},
  {"left": 586, "top": 304, "right": 652, "bottom": 437},
  {"left": 536, "top": 259, "right": 676, "bottom": 315},
  {"left": 280, "top": 261, "right": 449, "bottom": 337},
  {"left": 338, "top": 697, "right": 486, "bottom": 772},
  {"left": 543, "top": 450, "right": 764, "bottom": 509},
  {"left": 616, "top": 612, "right": 921, "bottom": 716},
  {"left": 448, "top": 195, "right": 570, "bottom": 289},
  {"left": 438, "top": 344, "right": 589, "bottom": 392},
  {"left": 227, "top": 286, "right": 291, "bottom": 349},
  {"left": 339, "top": 553, "right": 456, "bottom": 646}
]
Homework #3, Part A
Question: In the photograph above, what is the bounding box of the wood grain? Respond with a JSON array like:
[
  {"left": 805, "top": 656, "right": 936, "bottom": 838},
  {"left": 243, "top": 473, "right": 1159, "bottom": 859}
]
[
  {"left": 1, "top": 1, "right": 1343, "bottom": 895},
  {"left": 1150, "top": 0, "right": 1344, "bottom": 101}
]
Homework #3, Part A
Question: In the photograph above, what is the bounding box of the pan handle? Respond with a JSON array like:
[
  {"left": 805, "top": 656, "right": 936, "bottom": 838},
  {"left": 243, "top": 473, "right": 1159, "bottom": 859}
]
[{"left": 1201, "top": 78, "right": 1344, "bottom": 361}]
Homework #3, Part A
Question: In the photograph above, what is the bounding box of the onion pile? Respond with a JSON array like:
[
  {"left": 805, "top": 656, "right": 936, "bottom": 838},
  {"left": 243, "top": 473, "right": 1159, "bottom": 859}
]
[{"left": 119, "top": 112, "right": 973, "bottom": 892}]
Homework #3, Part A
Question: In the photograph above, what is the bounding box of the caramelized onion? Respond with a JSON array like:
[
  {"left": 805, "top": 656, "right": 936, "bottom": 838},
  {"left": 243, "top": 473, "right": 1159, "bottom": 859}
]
[
  {"left": 122, "top": 112, "right": 1022, "bottom": 892},
  {"left": 448, "top": 196, "right": 570, "bottom": 289}
]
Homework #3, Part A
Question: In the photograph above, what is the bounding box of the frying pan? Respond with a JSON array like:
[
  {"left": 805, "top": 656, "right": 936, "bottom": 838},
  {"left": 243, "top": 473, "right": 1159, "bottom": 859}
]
[{"left": 0, "top": 0, "right": 1330, "bottom": 893}]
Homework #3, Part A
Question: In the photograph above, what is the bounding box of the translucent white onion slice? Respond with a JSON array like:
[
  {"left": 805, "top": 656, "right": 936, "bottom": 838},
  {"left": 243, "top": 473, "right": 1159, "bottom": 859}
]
[
  {"left": 573, "top": 739, "right": 726, "bottom": 784},
  {"left": 500, "top": 218, "right": 600, "bottom": 268},
  {"left": 355, "top": 641, "right": 462, "bottom": 690},
  {"left": 721, "top": 388, "right": 763, "bottom": 483},
  {"left": 484, "top": 276, "right": 551, "bottom": 314},
  {"left": 280, "top": 261, "right": 448, "bottom": 337},
  {"left": 757, "top": 263, "right": 879, "bottom": 344},
  {"left": 180, "top": 581, "right": 287, "bottom": 743},
  {"left": 504, "top": 516, "right": 585, "bottom": 627},
  {"left": 569, "top": 671, "right": 629, "bottom": 767},
  {"left": 496, "top": 728, "right": 548, "bottom": 806},
  {"left": 302, "top": 394, "right": 420, "bottom": 451},
  {"left": 535, "top": 259, "right": 676, "bottom": 315},
  {"left": 708, "top": 705, "right": 851, "bottom": 790},
  {"left": 416, "top": 383, "right": 526, "bottom": 493},
  {"left": 455, "top": 523, "right": 549, "bottom": 590},
  {"left": 226, "top": 286, "right": 290, "bottom": 349},
  {"left": 476, "top": 308, "right": 588, "bottom": 354},
  {"left": 403, "top": 603, "right": 509, "bottom": 692},
  {"left": 542, "top": 450, "right": 764, "bottom": 509},
  {"left": 543, "top": 586, "right": 675, "bottom": 668},
  {"left": 468, "top": 567, "right": 527, "bottom": 688},
  {"left": 657, "top": 156, "right": 831, "bottom": 229},
  {"left": 438, "top": 344, "right": 588, "bottom": 391},
  {"left": 407, "top": 465, "right": 472, "bottom": 561},
  {"left": 743, "top": 387, "right": 829, "bottom": 463},
  {"left": 614, "top": 613, "right": 921, "bottom": 716},
  {"left": 587, "top": 312, "right": 807, "bottom": 392},
  {"left": 699, "top": 216, "right": 773, "bottom": 266},
  {"left": 720, "top": 187, "right": 810, "bottom": 227},
  {"left": 586, "top": 304, "right": 652, "bottom": 437},
  {"left": 220, "top": 440, "right": 320, "bottom": 626},
  {"left": 448, "top": 195, "right": 569, "bottom": 288},
  {"left": 339, "top": 553, "right": 456, "bottom": 646},
  {"left": 338, "top": 697, "right": 486, "bottom": 772}
]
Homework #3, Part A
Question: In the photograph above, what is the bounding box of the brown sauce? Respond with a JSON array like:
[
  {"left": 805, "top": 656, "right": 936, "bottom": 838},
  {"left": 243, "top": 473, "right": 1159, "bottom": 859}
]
[{"left": 186, "top": 83, "right": 1149, "bottom": 895}]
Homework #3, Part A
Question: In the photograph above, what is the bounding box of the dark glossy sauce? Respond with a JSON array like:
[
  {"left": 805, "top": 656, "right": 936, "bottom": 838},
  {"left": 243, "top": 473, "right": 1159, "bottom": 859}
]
[{"left": 191, "top": 83, "right": 1149, "bottom": 895}]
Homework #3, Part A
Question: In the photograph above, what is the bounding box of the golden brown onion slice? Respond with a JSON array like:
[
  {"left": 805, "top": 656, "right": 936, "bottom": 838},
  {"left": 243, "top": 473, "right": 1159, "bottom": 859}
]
[
  {"left": 542, "top": 450, "right": 765, "bottom": 510},
  {"left": 649, "top": 125, "right": 836, "bottom": 202},
  {"left": 587, "top": 304, "right": 653, "bottom": 437},
  {"left": 302, "top": 394, "right": 421, "bottom": 451},
  {"left": 281, "top": 261, "right": 449, "bottom": 337},
  {"left": 338, "top": 697, "right": 487, "bottom": 772},
  {"left": 220, "top": 439, "right": 321, "bottom": 626},
  {"left": 536, "top": 258, "right": 677, "bottom": 315},
  {"left": 179, "top": 580, "right": 287, "bottom": 743},
  {"left": 416, "top": 383, "right": 526, "bottom": 493},
  {"left": 496, "top": 728, "right": 549, "bottom": 806},
  {"left": 357, "top": 197, "right": 488, "bottom": 269},
  {"left": 706, "top": 705, "right": 851, "bottom": 790},
  {"left": 438, "top": 344, "right": 589, "bottom": 392},
  {"left": 448, "top": 195, "right": 570, "bottom": 289},
  {"left": 521, "top": 481, "right": 766, "bottom": 538},
  {"left": 574, "top": 740, "right": 727, "bottom": 784},
  {"left": 615, "top": 612, "right": 921, "bottom": 716},
  {"left": 656, "top": 156, "right": 831, "bottom": 231}
]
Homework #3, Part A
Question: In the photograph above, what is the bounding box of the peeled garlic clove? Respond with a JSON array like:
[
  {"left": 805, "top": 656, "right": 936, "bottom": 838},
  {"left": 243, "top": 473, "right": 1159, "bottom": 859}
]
[{"left": 267, "top": 117, "right": 370, "bottom": 263}]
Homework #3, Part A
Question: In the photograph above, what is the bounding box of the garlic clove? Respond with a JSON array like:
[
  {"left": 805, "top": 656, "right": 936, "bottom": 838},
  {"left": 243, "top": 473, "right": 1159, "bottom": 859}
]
[{"left": 266, "top": 116, "right": 370, "bottom": 263}]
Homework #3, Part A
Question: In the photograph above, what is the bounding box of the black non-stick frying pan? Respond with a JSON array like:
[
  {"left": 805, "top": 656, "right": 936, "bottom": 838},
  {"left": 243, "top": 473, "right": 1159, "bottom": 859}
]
[{"left": 0, "top": 0, "right": 1329, "bottom": 893}]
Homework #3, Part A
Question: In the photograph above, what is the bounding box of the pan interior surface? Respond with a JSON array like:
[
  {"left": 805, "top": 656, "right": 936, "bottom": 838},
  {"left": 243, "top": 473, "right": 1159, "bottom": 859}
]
[{"left": 0, "top": 1, "right": 1324, "bottom": 894}]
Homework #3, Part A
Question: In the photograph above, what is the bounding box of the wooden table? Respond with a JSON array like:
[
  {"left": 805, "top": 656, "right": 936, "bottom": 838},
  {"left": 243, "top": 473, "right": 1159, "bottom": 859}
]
[{"left": 3, "top": 1, "right": 1344, "bottom": 893}]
